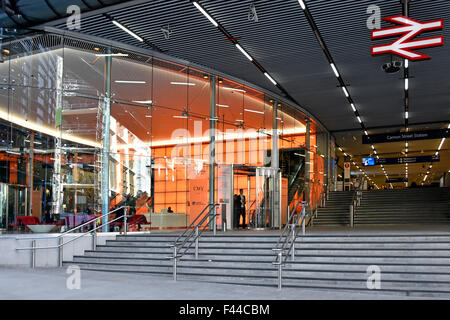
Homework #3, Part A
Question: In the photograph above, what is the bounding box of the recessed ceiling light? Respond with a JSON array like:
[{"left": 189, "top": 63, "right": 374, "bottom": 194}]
[
  {"left": 133, "top": 100, "right": 153, "bottom": 104},
  {"left": 170, "top": 82, "right": 196, "bottom": 86},
  {"left": 193, "top": 1, "right": 218, "bottom": 27},
  {"left": 112, "top": 20, "right": 144, "bottom": 42},
  {"left": 115, "top": 80, "right": 146, "bottom": 84},
  {"left": 235, "top": 44, "right": 253, "bottom": 61}
]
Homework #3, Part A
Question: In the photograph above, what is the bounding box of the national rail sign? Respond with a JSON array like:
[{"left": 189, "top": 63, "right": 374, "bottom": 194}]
[{"left": 371, "top": 15, "right": 443, "bottom": 60}]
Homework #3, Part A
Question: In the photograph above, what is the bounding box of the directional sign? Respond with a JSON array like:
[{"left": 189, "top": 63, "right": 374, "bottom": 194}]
[
  {"left": 362, "top": 129, "right": 449, "bottom": 144},
  {"left": 376, "top": 155, "right": 439, "bottom": 165},
  {"left": 386, "top": 178, "right": 408, "bottom": 183},
  {"left": 371, "top": 15, "right": 443, "bottom": 60}
]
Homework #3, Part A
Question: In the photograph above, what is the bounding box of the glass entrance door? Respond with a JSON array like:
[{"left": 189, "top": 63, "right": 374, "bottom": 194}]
[
  {"left": 253, "top": 167, "right": 279, "bottom": 229},
  {"left": 7, "top": 185, "right": 27, "bottom": 228}
]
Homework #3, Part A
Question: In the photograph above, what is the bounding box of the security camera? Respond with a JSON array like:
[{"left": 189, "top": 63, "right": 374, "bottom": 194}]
[{"left": 382, "top": 61, "right": 402, "bottom": 73}]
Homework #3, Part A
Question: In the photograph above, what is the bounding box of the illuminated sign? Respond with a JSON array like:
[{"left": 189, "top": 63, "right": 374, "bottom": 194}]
[
  {"left": 362, "top": 157, "right": 375, "bottom": 166},
  {"left": 371, "top": 15, "right": 443, "bottom": 60}
]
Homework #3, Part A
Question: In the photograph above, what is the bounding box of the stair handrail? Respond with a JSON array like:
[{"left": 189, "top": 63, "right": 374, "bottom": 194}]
[
  {"left": 169, "top": 203, "right": 220, "bottom": 281},
  {"left": 272, "top": 200, "right": 308, "bottom": 289},
  {"left": 16, "top": 206, "right": 131, "bottom": 268}
]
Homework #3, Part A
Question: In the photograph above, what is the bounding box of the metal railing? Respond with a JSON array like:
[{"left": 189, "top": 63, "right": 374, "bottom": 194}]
[
  {"left": 169, "top": 203, "right": 220, "bottom": 281},
  {"left": 272, "top": 200, "right": 308, "bottom": 289},
  {"left": 16, "top": 206, "right": 130, "bottom": 268}
]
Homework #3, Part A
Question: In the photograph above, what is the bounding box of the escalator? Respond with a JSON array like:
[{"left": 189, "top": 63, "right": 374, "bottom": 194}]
[{"left": 280, "top": 148, "right": 306, "bottom": 206}]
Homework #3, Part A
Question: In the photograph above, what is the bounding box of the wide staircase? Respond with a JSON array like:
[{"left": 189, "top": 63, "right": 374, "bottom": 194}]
[
  {"left": 66, "top": 231, "right": 450, "bottom": 298},
  {"left": 355, "top": 187, "right": 450, "bottom": 226},
  {"left": 312, "top": 191, "right": 354, "bottom": 226},
  {"left": 312, "top": 187, "right": 450, "bottom": 227}
]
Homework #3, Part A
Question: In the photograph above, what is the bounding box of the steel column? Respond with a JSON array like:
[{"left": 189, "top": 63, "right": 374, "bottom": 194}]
[
  {"left": 101, "top": 48, "right": 112, "bottom": 232},
  {"left": 272, "top": 100, "right": 280, "bottom": 228},
  {"left": 209, "top": 75, "right": 216, "bottom": 231},
  {"left": 305, "top": 118, "right": 311, "bottom": 205}
]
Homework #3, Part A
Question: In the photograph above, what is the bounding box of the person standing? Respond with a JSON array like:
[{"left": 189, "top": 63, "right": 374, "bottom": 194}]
[
  {"left": 238, "top": 189, "right": 246, "bottom": 229},
  {"left": 233, "top": 194, "right": 240, "bottom": 229}
]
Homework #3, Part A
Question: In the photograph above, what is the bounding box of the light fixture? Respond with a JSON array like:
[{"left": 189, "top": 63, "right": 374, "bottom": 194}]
[
  {"left": 298, "top": 0, "right": 306, "bottom": 10},
  {"left": 115, "top": 80, "right": 146, "bottom": 84},
  {"left": 112, "top": 20, "right": 144, "bottom": 42},
  {"left": 405, "top": 78, "right": 409, "bottom": 90},
  {"left": 244, "top": 108, "right": 264, "bottom": 115},
  {"left": 405, "top": 111, "right": 409, "bottom": 119},
  {"left": 222, "top": 87, "right": 246, "bottom": 93},
  {"left": 342, "top": 86, "right": 349, "bottom": 97},
  {"left": 216, "top": 104, "right": 229, "bottom": 108},
  {"left": 438, "top": 138, "right": 445, "bottom": 150},
  {"left": 95, "top": 53, "right": 129, "bottom": 57},
  {"left": 170, "top": 82, "right": 196, "bottom": 86},
  {"left": 364, "top": 130, "right": 368, "bottom": 136},
  {"left": 193, "top": 1, "right": 218, "bottom": 27},
  {"left": 235, "top": 44, "right": 253, "bottom": 61},
  {"left": 133, "top": 100, "right": 153, "bottom": 104},
  {"left": 330, "top": 63, "right": 339, "bottom": 77},
  {"left": 405, "top": 59, "right": 409, "bottom": 69},
  {"left": 357, "top": 116, "right": 362, "bottom": 123},
  {"left": 173, "top": 115, "right": 188, "bottom": 119},
  {"left": 264, "top": 72, "right": 277, "bottom": 85}
]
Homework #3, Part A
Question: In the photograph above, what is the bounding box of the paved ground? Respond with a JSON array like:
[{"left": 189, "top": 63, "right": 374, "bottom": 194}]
[{"left": 0, "top": 266, "right": 430, "bottom": 300}]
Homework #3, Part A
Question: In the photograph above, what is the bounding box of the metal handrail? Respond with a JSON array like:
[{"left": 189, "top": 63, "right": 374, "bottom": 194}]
[
  {"left": 273, "top": 200, "right": 308, "bottom": 289},
  {"left": 16, "top": 206, "right": 130, "bottom": 268},
  {"left": 169, "top": 203, "right": 220, "bottom": 281}
]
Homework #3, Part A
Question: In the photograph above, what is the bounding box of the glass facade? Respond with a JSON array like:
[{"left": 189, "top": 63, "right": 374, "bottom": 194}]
[{"left": 0, "top": 31, "right": 328, "bottom": 231}]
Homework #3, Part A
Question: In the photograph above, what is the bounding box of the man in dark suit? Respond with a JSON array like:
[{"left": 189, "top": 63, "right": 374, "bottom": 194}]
[
  {"left": 238, "top": 189, "right": 246, "bottom": 229},
  {"left": 233, "top": 194, "right": 240, "bottom": 229}
]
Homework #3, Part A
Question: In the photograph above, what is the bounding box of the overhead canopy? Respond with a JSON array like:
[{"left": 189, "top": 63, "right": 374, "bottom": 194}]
[{"left": 2, "top": 0, "right": 449, "bottom": 186}]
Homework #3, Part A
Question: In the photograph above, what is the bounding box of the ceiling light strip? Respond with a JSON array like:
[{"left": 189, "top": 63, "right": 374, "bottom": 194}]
[{"left": 111, "top": 20, "right": 144, "bottom": 42}]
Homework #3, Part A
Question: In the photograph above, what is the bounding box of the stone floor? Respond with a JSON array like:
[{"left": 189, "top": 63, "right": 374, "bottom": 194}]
[{"left": 0, "top": 266, "right": 432, "bottom": 300}]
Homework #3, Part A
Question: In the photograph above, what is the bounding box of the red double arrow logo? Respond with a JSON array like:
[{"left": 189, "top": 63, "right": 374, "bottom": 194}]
[{"left": 371, "top": 15, "right": 443, "bottom": 60}]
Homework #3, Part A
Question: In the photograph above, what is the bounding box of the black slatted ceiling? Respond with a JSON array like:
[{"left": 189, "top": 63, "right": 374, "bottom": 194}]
[{"left": 49, "top": 0, "right": 450, "bottom": 132}]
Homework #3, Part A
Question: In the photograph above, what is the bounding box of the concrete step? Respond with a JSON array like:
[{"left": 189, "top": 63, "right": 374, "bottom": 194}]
[
  {"left": 69, "top": 263, "right": 450, "bottom": 297},
  {"left": 71, "top": 256, "right": 450, "bottom": 273}
]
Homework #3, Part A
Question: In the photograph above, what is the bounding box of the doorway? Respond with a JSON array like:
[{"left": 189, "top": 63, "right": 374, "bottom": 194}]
[{"left": 217, "top": 165, "right": 283, "bottom": 230}]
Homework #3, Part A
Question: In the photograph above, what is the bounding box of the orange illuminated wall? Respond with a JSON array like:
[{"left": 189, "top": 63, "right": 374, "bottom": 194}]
[{"left": 151, "top": 133, "right": 305, "bottom": 222}]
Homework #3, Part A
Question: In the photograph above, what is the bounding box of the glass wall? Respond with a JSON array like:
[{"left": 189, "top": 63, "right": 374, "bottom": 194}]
[{"left": 0, "top": 30, "right": 328, "bottom": 231}]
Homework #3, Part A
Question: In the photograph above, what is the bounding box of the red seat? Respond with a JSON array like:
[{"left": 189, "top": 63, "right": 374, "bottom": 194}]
[
  {"left": 11, "top": 216, "right": 65, "bottom": 231},
  {"left": 110, "top": 215, "right": 150, "bottom": 230}
]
